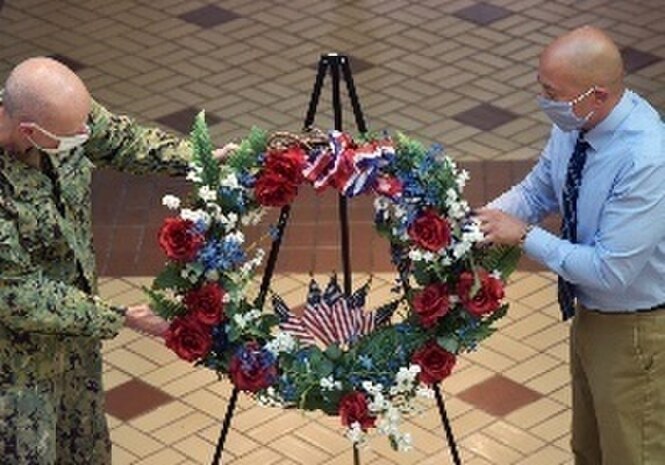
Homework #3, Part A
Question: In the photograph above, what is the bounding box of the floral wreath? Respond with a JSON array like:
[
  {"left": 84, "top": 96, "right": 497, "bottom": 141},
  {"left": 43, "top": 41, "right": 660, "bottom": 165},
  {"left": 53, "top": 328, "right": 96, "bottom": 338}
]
[{"left": 149, "top": 112, "right": 520, "bottom": 451}]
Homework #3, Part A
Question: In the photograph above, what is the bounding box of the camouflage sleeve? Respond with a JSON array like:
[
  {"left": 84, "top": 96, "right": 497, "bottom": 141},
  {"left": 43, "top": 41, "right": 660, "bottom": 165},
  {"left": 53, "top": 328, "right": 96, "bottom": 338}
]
[
  {"left": 84, "top": 100, "right": 193, "bottom": 176},
  {"left": 0, "top": 214, "right": 124, "bottom": 339}
]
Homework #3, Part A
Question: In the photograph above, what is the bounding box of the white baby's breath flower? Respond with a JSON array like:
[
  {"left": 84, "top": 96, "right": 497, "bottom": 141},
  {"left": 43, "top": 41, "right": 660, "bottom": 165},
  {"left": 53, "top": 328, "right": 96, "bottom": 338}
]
[
  {"left": 416, "top": 385, "right": 435, "bottom": 399},
  {"left": 180, "top": 208, "right": 211, "bottom": 228},
  {"left": 228, "top": 231, "right": 245, "bottom": 244},
  {"left": 161, "top": 194, "right": 181, "bottom": 210},
  {"left": 265, "top": 331, "right": 297, "bottom": 356},
  {"left": 220, "top": 172, "right": 240, "bottom": 189},
  {"left": 320, "top": 376, "right": 342, "bottom": 391},
  {"left": 408, "top": 249, "right": 423, "bottom": 261},
  {"left": 395, "top": 432, "right": 413, "bottom": 451},
  {"left": 452, "top": 241, "right": 472, "bottom": 259},
  {"left": 198, "top": 185, "right": 217, "bottom": 202},
  {"left": 456, "top": 169, "right": 470, "bottom": 189},
  {"left": 241, "top": 208, "right": 266, "bottom": 226},
  {"left": 346, "top": 422, "right": 366, "bottom": 445}
]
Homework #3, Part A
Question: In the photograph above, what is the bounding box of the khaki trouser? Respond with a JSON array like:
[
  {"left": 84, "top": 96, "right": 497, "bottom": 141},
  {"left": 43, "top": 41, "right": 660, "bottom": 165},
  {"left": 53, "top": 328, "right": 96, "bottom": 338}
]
[{"left": 571, "top": 306, "right": 665, "bottom": 465}]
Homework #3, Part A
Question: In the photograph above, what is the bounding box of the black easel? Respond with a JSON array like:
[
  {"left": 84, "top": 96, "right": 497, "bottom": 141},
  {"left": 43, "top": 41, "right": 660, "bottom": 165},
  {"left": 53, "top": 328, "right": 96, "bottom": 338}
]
[{"left": 210, "top": 54, "right": 462, "bottom": 465}]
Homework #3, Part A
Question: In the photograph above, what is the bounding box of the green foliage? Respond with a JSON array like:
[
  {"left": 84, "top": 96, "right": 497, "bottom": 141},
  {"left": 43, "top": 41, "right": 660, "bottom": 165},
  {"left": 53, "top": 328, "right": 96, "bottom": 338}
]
[
  {"left": 152, "top": 263, "right": 190, "bottom": 292},
  {"left": 189, "top": 110, "right": 219, "bottom": 187},
  {"left": 481, "top": 245, "right": 522, "bottom": 278},
  {"left": 227, "top": 126, "right": 268, "bottom": 171},
  {"left": 143, "top": 287, "right": 185, "bottom": 320}
]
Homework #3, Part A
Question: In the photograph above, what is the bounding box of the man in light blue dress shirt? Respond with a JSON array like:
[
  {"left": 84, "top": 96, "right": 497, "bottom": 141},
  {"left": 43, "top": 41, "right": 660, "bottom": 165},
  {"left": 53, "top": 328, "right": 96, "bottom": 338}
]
[{"left": 477, "top": 26, "right": 664, "bottom": 465}]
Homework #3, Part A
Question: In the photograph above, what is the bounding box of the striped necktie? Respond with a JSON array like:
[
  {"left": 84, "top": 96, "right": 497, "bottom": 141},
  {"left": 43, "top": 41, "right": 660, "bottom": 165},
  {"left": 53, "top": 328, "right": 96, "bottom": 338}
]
[{"left": 557, "top": 131, "right": 590, "bottom": 320}]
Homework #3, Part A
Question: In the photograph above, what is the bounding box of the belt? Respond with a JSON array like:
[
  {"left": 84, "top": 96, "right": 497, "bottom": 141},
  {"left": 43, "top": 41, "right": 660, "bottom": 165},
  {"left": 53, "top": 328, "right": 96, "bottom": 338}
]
[{"left": 583, "top": 303, "right": 665, "bottom": 314}]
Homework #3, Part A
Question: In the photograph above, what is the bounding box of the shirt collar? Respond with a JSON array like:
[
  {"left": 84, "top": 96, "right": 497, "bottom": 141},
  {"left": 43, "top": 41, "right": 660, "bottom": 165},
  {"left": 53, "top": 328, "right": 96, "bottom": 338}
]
[{"left": 584, "top": 89, "right": 634, "bottom": 152}]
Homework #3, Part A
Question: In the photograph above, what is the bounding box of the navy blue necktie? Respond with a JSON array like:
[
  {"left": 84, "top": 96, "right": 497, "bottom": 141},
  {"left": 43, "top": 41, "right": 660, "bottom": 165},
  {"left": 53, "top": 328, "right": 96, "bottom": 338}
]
[{"left": 558, "top": 131, "right": 590, "bottom": 320}]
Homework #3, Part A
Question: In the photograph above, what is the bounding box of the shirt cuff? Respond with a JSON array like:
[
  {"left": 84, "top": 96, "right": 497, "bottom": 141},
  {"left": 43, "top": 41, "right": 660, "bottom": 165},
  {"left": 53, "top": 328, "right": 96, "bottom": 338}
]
[{"left": 522, "top": 226, "right": 561, "bottom": 270}]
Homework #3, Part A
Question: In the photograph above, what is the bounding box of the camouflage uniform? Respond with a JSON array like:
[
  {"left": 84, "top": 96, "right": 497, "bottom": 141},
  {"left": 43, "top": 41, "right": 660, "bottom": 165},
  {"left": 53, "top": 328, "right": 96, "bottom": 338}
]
[{"left": 0, "top": 100, "right": 192, "bottom": 464}]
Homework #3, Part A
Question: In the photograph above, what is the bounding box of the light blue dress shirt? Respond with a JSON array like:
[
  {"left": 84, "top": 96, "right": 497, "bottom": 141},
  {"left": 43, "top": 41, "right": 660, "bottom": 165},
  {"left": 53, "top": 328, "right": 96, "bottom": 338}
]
[{"left": 491, "top": 90, "right": 665, "bottom": 311}]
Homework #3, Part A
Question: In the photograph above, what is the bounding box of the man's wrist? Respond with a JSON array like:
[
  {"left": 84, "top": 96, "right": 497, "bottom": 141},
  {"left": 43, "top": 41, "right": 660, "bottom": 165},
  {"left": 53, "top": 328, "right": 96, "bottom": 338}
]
[{"left": 518, "top": 224, "right": 534, "bottom": 248}]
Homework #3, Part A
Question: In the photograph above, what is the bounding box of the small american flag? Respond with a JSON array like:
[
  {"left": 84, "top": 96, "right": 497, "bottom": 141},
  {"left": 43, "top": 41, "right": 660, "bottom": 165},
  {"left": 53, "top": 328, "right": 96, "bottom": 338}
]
[
  {"left": 272, "top": 275, "right": 399, "bottom": 348},
  {"left": 272, "top": 294, "right": 315, "bottom": 345}
]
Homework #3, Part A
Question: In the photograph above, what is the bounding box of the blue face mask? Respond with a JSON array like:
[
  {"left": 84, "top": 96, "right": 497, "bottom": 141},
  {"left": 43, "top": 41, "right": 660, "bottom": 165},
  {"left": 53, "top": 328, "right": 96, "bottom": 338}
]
[{"left": 537, "top": 87, "right": 596, "bottom": 132}]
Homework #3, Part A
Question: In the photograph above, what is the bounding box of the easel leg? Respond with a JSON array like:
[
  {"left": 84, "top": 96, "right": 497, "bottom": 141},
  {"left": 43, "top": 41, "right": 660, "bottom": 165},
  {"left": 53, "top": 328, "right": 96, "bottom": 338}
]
[
  {"left": 434, "top": 384, "right": 463, "bottom": 465},
  {"left": 210, "top": 387, "right": 239, "bottom": 465}
]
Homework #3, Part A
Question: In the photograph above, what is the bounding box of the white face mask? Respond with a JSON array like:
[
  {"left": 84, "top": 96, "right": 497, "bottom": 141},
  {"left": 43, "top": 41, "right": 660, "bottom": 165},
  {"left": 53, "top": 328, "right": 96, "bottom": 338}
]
[
  {"left": 537, "top": 87, "right": 596, "bottom": 132},
  {"left": 23, "top": 122, "right": 90, "bottom": 155}
]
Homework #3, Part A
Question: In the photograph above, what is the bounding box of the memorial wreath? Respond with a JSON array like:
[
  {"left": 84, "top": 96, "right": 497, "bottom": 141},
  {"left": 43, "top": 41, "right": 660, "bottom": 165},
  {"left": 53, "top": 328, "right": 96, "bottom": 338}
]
[{"left": 148, "top": 113, "right": 520, "bottom": 450}]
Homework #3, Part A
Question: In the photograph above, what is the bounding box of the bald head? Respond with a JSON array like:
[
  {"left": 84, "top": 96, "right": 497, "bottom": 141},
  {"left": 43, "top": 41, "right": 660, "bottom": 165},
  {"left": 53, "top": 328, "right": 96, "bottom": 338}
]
[
  {"left": 3, "top": 57, "right": 91, "bottom": 133},
  {"left": 540, "top": 26, "right": 624, "bottom": 94}
]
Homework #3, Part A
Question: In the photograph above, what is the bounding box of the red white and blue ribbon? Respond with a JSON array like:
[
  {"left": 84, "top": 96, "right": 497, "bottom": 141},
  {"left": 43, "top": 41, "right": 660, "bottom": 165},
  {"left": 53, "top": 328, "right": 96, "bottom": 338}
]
[{"left": 302, "top": 131, "right": 395, "bottom": 197}]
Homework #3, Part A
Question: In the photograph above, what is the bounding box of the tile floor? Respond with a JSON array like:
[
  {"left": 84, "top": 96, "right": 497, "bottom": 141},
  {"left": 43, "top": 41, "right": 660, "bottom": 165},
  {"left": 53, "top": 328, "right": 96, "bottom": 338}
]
[{"left": 1, "top": 0, "right": 663, "bottom": 463}]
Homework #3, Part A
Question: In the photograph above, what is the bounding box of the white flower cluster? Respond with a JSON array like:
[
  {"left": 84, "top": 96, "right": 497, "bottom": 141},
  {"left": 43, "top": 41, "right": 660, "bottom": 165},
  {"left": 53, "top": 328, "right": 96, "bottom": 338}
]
[
  {"left": 376, "top": 407, "right": 412, "bottom": 452},
  {"left": 198, "top": 185, "right": 217, "bottom": 202},
  {"left": 389, "top": 365, "right": 421, "bottom": 396},
  {"left": 232, "top": 308, "right": 262, "bottom": 330},
  {"left": 220, "top": 170, "right": 240, "bottom": 189},
  {"left": 186, "top": 164, "right": 203, "bottom": 183},
  {"left": 257, "top": 386, "right": 284, "bottom": 408},
  {"left": 240, "top": 248, "right": 266, "bottom": 278},
  {"left": 241, "top": 207, "right": 266, "bottom": 226},
  {"left": 180, "top": 208, "right": 211, "bottom": 229},
  {"left": 345, "top": 422, "right": 366, "bottom": 445},
  {"left": 162, "top": 194, "right": 181, "bottom": 210},
  {"left": 265, "top": 331, "right": 297, "bottom": 356},
  {"left": 320, "top": 375, "right": 342, "bottom": 392},
  {"left": 356, "top": 377, "right": 418, "bottom": 452}
]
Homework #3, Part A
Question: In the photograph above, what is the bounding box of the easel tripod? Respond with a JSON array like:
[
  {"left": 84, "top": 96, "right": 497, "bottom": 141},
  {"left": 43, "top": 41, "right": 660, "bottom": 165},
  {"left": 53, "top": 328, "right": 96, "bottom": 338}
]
[{"left": 211, "top": 54, "right": 462, "bottom": 465}]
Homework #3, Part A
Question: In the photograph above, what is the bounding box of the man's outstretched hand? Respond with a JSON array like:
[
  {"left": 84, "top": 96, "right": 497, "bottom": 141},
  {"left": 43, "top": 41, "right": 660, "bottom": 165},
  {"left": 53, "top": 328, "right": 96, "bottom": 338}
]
[
  {"left": 213, "top": 142, "right": 239, "bottom": 163},
  {"left": 124, "top": 304, "right": 169, "bottom": 338}
]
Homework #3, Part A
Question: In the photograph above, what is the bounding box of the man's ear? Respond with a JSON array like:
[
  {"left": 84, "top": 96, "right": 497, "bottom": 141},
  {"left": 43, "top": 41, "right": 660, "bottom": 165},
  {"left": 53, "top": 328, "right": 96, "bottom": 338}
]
[
  {"left": 592, "top": 87, "right": 610, "bottom": 106},
  {"left": 16, "top": 122, "right": 34, "bottom": 137}
]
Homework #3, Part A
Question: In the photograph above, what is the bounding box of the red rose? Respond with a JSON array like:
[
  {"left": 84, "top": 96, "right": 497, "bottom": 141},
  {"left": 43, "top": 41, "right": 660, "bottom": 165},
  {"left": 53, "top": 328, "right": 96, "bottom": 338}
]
[
  {"left": 411, "top": 341, "right": 456, "bottom": 385},
  {"left": 412, "top": 283, "right": 450, "bottom": 328},
  {"left": 457, "top": 269, "right": 505, "bottom": 317},
  {"left": 184, "top": 282, "right": 225, "bottom": 326},
  {"left": 265, "top": 146, "right": 306, "bottom": 184},
  {"left": 408, "top": 209, "right": 451, "bottom": 252},
  {"left": 165, "top": 315, "right": 213, "bottom": 362},
  {"left": 229, "top": 342, "right": 277, "bottom": 392},
  {"left": 254, "top": 172, "right": 298, "bottom": 207},
  {"left": 158, "top": 217, "right": 204, "bottom": 262},
  {"left": 339, "top": 391, "right": 376, "bottom": 431},
  {"left": 374, "top": 175, "right": 403, "bottom": 198}
]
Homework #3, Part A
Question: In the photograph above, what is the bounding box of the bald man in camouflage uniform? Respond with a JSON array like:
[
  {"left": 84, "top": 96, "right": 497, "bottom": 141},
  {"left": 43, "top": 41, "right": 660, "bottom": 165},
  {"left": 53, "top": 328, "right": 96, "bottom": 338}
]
[{"left": 0, "top": 58, "right": 200, "bottom": 464}]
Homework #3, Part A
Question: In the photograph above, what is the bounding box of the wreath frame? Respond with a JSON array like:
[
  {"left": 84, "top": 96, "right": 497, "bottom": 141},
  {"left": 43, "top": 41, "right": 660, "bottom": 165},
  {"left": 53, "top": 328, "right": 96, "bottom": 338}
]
[{"left": 149, "top": 112, "right": 521, "bottom": 451}]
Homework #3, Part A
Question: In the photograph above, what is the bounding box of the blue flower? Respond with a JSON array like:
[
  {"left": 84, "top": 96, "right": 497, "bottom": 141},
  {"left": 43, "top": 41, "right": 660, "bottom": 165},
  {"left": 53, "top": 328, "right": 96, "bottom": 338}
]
[
  {"left": 280, "top": 375, "right": 297, "bottom": 402},
  {"left": 198, "top": 237, "right": 246, "bottom": 272},
  {"left": 238, "top": 170, "right": 256, "bottom": 188},
  {"left": 358, "top": 355, "right": 374, "bottom": 370},
  {"left": 234, "top": 343, "right": 276, "bottom": 372}
]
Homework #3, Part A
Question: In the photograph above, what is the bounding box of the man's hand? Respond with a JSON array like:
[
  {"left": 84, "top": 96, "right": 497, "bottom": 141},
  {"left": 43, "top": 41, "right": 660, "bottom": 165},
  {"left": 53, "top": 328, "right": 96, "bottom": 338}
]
[
  {"left": 475, "top": 208, "right": 528, "bottom": 246},
  {"left": 124, "top": 304, "right": 169, "bottom": 338},
  {"left": 212, "top": 143, "right": 239, "bottom": 163}
]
